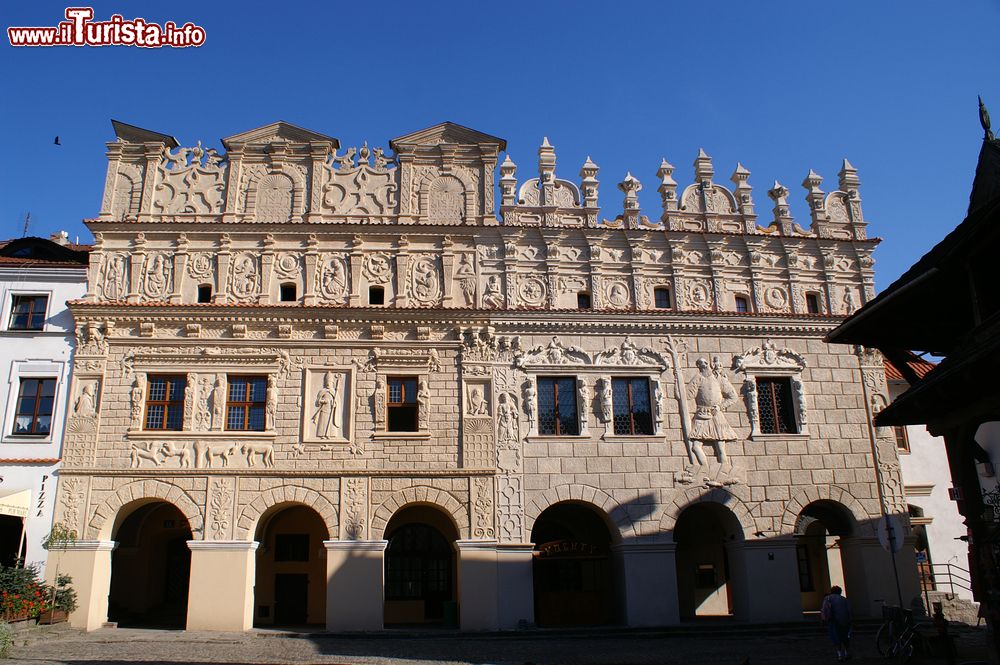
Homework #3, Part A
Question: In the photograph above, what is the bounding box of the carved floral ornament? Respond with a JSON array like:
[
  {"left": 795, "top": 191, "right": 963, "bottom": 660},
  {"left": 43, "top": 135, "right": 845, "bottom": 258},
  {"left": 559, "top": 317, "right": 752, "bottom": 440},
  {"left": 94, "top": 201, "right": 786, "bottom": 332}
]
[
  {"left": 152, "top": 142, "right": 227, "bottom": 216},
  {"left": 732, "top": 339, "right": 807, "bottom": 374},
  {"left": 122, "top": 347, "right": 300, "bottom": 380}
]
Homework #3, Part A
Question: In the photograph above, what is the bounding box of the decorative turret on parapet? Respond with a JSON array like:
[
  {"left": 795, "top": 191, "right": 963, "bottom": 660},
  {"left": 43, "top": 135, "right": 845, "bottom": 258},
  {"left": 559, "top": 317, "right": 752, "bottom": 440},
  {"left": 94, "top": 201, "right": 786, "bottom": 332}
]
[
  {"left": 605, "top": 172, "right": 649, "bottom": 229},
  {"left": 657, "top": 158, "right": 677, "bottom": 221},
  {"left": 803, "top": 170, "right": 828, "bottom": 235},
  {"left": 580, "top": 157, "right": 599, "bottom": 209},
  {"left": 500, "top": 155, "right": 517, "bottom": 207},
  {"left": 768, "top": 181, "right": 796, "bottom": 236},
  {"left": 835, "top": 159, "right": 867, "bottom": 240},
  {"left": 538, "top": 137, "right": 557, "bottom": 206},
  {"left": 730, "top": 163, "right": 756, "bottom": 233}
]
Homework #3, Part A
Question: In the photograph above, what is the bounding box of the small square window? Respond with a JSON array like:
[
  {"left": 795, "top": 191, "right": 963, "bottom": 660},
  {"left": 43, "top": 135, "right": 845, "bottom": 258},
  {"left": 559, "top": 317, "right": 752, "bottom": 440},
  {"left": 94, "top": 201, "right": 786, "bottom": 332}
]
[
  {"left": 197, "top": 285, "right": 212, "bottom": 303},
  {"left": 537, "top": 377, "right": 579, "bottom": 436},
  {"left": 369, "top": 286, "right": 385, "bottom": 305},
  {"left": 12, "top": 377, "right": 56, "bottom": 435},
  {"left": 9, "top": 295, "right": 47, "bottom": 331},
  {"left": 387, "top": 377, "right": 418, "bottom": 432},
  {"left": 577, "top": 292, "right": 592, "bottom": 309},
  {"left": 734, "top": 296, "right": 750, "bottom": 313},
  {"left": 144, "top": 375, "right": 186, "bottom": 430},
  {"left": 755, "top": 377, "right": 798, "bottom": 434},
  {"left": 654, "top": 287, "right": 672, "bottom": 309},
  {"left": 805, "top": 293, "right": 821, "bottom": 314},
  {"left": 611, "top": 377, "right": 654, "bottom": 435},
  {"left": 279, "top": 283, "right": 297, "bottom": 302},
  {"left": 226, "top": 376, "right": 267, "bottom": 431}
]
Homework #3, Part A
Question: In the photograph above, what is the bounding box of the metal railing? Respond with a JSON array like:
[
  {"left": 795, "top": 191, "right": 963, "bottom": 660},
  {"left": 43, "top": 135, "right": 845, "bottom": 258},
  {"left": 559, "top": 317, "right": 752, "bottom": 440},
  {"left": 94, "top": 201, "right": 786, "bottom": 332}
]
[{"left": 922, "top": 562, "right": 973, "bottom": 596}]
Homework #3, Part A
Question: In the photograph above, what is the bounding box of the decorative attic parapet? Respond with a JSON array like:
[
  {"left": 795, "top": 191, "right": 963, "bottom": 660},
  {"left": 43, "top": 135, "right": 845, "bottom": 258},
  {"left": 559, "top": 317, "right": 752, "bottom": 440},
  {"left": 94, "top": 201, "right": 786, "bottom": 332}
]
[{"left": 500, "top": 138, "right": 599, "bottom": 228}]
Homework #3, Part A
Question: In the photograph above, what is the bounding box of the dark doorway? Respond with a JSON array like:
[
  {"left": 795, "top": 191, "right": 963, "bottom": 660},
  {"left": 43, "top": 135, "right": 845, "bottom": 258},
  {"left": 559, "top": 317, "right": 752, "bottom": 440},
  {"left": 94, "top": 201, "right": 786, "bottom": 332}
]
[
  {"left": 108, "top": 501, "right": 192, "bottom": 629},
  {"left": 531, "top": 502, "right": 615, "bottom": 626},
  {"left": 384, "top": 505, "right": 457, "bottom": 626},
  {"left": 0, "top": 515, "right": 25, "bottom": 567},
  {"left": 674, "top": 502, "right": 744, "bottom": 620},
  {"left": 794, "top": 500, "right": 854, "bottom": 612},
  {"left": 274, "top": 573, "right": 309, "bottom": 625}
]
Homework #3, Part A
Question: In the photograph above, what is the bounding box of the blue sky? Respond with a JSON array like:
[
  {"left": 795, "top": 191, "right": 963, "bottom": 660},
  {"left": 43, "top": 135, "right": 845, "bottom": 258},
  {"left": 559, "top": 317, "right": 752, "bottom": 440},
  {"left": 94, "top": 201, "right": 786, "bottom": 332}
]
[{"left": 2, "top": 1, "right": 998, "bottom": 290}]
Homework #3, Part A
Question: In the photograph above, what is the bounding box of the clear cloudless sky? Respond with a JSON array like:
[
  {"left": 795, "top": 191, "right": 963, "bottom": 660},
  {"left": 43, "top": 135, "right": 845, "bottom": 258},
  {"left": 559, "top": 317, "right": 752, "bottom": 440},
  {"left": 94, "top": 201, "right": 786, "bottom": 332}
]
[{"left": 2, "top": 1, "right": 998, "bottom": 290}]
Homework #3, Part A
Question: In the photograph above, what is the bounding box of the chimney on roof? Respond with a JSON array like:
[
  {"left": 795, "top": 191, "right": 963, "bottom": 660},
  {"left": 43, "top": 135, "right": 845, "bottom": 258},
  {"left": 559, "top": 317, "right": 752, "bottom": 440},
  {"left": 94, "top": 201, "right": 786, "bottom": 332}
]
[{"left": 50, "top": 230, "right": 69, "bottom": 245}]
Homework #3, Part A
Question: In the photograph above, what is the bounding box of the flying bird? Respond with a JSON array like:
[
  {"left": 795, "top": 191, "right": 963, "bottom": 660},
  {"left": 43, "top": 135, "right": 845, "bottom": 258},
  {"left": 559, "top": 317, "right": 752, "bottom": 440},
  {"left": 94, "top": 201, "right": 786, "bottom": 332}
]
[{"left": 54, "top": 136, "right": 61, "bottom": 145}]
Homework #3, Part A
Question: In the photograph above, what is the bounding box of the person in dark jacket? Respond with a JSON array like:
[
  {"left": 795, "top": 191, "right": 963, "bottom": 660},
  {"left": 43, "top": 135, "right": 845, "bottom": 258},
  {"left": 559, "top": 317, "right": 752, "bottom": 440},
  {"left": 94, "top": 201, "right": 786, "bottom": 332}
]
[{"left": 821, "top": 585, "right": 853, "bottom": 661}]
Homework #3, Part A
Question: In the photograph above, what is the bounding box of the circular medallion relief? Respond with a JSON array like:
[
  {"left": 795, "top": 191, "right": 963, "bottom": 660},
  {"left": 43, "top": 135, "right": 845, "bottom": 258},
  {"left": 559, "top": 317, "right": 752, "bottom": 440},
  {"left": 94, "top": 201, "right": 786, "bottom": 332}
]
[{"left": 518, "top": 277, "right": 546, "bottom": 306}]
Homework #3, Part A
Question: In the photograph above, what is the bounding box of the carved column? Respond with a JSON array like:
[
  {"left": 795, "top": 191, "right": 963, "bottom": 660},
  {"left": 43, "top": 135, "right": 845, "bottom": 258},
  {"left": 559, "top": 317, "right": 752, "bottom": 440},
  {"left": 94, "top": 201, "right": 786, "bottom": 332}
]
[
  {"left": 127, "top": 235, "right": 146, "bottom": 303},
  {"left": 303, "top": 234, "right": 319, "bottom": 306},
  {"left": 170, "top": 235, "right": 189, "bottom": 304},
  {"left": 307, "top": 141, "right": 330, "bottom": 223},
  {"left": 397, "top": 153, "right": 415, "bottom": 222},
  {"left": 441, "top": 237, "right": 455, "bottom": 306},
  {"left": 222, "top": 145, "right": 244, "bottom": 223},
  {"left": 395, "top": 237, "right": 410, "bottom": 307},
  {"left": 137, "top": 143, "right": 163, "bottom": 222},
  {"left": 85, "top": 234, "right": 104, "bottom": 301},
  {"left": 348, "top": 236, "right": 364, "bottom": 307},
  {"left": 99, "top": 142, "right": 124, "bottom": 218},
  {"left": 214, "top": 234, "right": 232, "bottom": 304},
  {"left": 259, "top": 235, "right": 276, "bottom": 305}
]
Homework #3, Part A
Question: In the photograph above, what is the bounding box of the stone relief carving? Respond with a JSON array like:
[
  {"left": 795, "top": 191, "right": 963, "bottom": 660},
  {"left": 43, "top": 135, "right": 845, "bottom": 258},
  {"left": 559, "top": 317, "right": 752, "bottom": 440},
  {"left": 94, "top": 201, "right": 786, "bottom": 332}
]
[
  {"left": 496, "top": 475, "right": 524, "bottom": 542},
  {"left": 342, "top": 477, "right": 368, "bottom": 540},
  {"left": 73, "top": 381, "right": 98, "bottom": 418},
  {"left": 374, "top": 376, "right": 387, "bottom": 428},
  {"left": 417, "top": 377, "right": 430, "bottom": 430},
  {"left": 312, "top": 372, "right": 342, "bottom": 439},
  {"left": 273, "top": 252, "right": 302, "bottom": 280},
  {"left": 428, "top": 175, "right": 465, "bottom": 223},
  {"left": 605, "top": 280, "right": 630, "bottom": 308},
  {"left": 229, "top": 253, "right": 261, "bottom": 302},
  {"left": 241, "top": 442, "right": 275, "bottom": 467},
  {"left": 362, "top": 253, "right": 392, "bottom": 285},
  {"left": 316, "top": 254, "right": 349, "bottom": 302},
  {"left": 323, "top": 144, "right": 398, "bottom": 217},
  {"left": 686, "top": 357, "right": 739, "bottom": 465},
  {"left": 680, "top": 277, "right": 714, "bottom": 310},
  {"left": 408, "top": 254, "right": 442, "bottom": 305},
  {"left": 577, "top": 378, "right": 591, "bottom": 436},
  {"left": 454, "top": 254, "right": 476, "bottom": 305},
  {"left": 153, "top": 142, "right": 227, "bottom": 215},
  {"left": 482, "top": 275, "right": 504, "bottom": 309},
  {"left": 595, "top": 337, "right": 670, "bottom": 368},
  {"left": 522, "top": 380, "right": 538, "bottom": 435},
  {"left": 732, "top": 339, "right": 808, "bottom": 373},
  {"left": 187, "top": 252, "right": 214, "bottom": 282},
  {"left": 466, "top": 384, "right": 490, "bottom": 416},
  {"left": 255, "top": 173, "right": 294, "bottom": 222},
  {"left": 473, "top": 476, "right": 496, "bottom": 539},
  {"left": 129, "top": 375, "right": 146, "bottom": 430},
  {"left": 209, "top": 375, "right": 226, "bottom": 430},
  {"left": 58, "top": 478, "right": 85, "bottom": 537},
  {"left": 100, "top": 253, "right": 128, "bottom": 301},
  {"left": 141, "top": 253, "right": 173, "bottom": 301},
  {"left": 516, "top": 275, "right": 547, "bottom": 307},
  {"left": 161, "top": 442, "right": 193, "bottom": 467},
  {"left": 209, "top": 478, "right": 234, "bottom": 539},
  {"left": 129, "top": 441, "right": 161, "bottom": 467},
  {"left": 496, "top": 392, "right": 519, "bottom": 448},
  {"left": 515, "top": 336, "right": 590, "bottom": 367}
]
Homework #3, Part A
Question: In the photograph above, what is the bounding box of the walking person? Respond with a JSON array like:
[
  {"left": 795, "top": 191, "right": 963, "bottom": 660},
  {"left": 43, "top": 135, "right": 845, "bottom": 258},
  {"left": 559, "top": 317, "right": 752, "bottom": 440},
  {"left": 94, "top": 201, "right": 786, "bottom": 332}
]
[{"left": 821, "top": 586, "right": 853, "bottom": 661}]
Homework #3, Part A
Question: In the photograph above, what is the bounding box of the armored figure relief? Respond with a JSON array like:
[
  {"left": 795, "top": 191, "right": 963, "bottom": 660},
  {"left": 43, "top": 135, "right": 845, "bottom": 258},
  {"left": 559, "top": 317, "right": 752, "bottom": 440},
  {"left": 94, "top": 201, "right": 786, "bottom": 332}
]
[
  {"left": 687, "top": 356, "right": 738, "bottom": 464},
  {"left": 312, "top": 372, "right": 342, "bottom": 439},
  {"left": 467, "top": 387, "right": 488, "bottom": 416},
  {"left": 497, "top": 392, "right": 518, "bottom": 446},
  {"left": 483, "top": 275, "right": 504, "bottom": 309}
]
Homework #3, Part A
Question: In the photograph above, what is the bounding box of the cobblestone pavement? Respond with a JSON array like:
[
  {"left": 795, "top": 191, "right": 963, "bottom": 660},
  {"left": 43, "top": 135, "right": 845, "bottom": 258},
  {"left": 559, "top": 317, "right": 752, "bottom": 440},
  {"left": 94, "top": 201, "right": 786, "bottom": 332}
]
[{"left": 11, "top": 625, "right": 993, "bottom": 665}]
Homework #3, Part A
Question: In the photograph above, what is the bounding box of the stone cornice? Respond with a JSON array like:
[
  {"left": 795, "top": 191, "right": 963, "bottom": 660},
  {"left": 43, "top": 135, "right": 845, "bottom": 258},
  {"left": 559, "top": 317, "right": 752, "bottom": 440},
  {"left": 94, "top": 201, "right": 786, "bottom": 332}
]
[{"left": 58, "top": 468, "right": 497, "bottom": 478}]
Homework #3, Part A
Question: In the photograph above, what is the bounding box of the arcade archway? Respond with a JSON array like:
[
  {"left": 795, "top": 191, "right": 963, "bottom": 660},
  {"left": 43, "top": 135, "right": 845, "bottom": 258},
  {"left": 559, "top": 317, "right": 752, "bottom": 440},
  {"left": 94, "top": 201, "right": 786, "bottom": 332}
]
[
  {"left": 674, "top": 502, "right": 746, "bottom": 620},
  {"left": 384, "top": 504, "right": 458, "bottom": 626},
  {"left": 254, "top": 504, "right": 329, "bottom": 627},
  {"left": 108, "top": 500, "right": 192, "bottom": 628},
  {"left": 531, "top": 502, "right": 617, "bottom": 626},
  {"left": 793, "top": 500, "right": 856, "bottom": 612}
]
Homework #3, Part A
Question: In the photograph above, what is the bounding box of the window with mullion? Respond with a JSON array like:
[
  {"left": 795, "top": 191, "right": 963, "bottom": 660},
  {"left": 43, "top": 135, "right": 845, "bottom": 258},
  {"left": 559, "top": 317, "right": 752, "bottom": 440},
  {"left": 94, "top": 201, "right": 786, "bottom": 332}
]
[
  {"left": 612, "top": 377, "right": 653, "bottom": 435},
  {"left": 144, "top": 375, "right": 186, "bottom": 430},
  {"left": 387, "top": 377, "right": 418, "bottom": 432},
  {"left": 226, "top": 375, "right": 267, "bottom": 431},
  {"left": 755, "top": 377, "right": 798, "bottom": 434},
  {"left": 12, "top": 377, "right": 56, "bottom": 435},
  {"left": 537, "top": 377, "right": 579, "bottom": 436},
  {"left": 9, "top": 295, "right": 48, "bottom": 331}
]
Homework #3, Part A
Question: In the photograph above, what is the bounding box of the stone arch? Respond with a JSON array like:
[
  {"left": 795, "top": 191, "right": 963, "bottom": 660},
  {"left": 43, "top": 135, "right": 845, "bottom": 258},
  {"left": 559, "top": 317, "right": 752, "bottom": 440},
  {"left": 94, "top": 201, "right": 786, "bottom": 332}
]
[
  {"left": 416, "top": 169, "right": 476, "bottom": 223},
  {"left": 87, "top": 480, "right": 203, "bottom": 540},
  {"left": 370, "top": 485, "right": 469, "bottom": 540},
  {"left": 234, "top": 485, "right": 338, "bottom": 540},
  {"left": 778, "top": 485, "right": 875, "bottom": 538},
  {"left": 245, "top": 165, "right": 307, "bottom": 222},
  {"left": 658, "top": 484, "right": 755, "bottom": 541},
  {"left": 112, "top": 164, "right": 142, "bottom": 220},
  {"left": 524, "top": 484, "right": 637, "bottom": 542}
]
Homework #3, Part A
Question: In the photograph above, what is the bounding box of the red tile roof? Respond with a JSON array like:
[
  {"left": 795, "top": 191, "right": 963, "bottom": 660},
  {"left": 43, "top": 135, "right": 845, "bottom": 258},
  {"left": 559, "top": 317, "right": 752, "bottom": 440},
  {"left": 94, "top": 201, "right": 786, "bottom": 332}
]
[{"left": 884, "top": 352, "right": 936, "bottom": 381}]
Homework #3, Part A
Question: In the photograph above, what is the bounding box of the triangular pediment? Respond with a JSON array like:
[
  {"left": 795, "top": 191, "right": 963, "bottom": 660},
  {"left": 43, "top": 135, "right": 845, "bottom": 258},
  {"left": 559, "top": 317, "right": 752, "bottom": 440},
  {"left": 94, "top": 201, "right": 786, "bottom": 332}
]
[
  {"left": 389, "top": 121, "right": 507, "bottom": 150},
  {"left": 111, "top": 119, "right": 179, "bottom": 148},
  {"left": 221, "top": 121, "right": 340, "bottom": 150}
]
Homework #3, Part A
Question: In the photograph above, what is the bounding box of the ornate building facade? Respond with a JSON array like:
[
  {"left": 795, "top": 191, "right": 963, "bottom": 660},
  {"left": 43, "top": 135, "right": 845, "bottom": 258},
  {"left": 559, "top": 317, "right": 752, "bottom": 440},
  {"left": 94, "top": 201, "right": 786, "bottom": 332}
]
[{"left": 49, "top": 119, "right": 918, "bottom": 631}]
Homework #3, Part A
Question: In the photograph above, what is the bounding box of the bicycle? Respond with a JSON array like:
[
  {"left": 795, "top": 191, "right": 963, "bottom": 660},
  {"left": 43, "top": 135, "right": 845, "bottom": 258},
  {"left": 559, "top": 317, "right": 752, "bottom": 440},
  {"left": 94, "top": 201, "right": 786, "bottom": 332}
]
[{"left": 875, "top": 605, "right": 928, "bottom": 662}]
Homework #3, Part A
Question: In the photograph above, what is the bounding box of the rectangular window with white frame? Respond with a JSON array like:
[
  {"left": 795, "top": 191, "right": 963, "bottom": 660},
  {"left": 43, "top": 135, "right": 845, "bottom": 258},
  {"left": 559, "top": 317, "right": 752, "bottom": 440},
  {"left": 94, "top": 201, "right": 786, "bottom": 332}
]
[
  {"left": 12, "top": 377, "right": 56, "bottom": 436},
  {"left": 7, "top": 294, "right": 48, "bottom": 331}
]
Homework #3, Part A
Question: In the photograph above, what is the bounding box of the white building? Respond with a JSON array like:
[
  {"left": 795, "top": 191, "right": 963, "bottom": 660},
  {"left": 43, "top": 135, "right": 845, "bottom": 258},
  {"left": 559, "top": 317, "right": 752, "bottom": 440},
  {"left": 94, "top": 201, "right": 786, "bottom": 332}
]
[{"left": 0, "top": 235, "right": 88, "bottom": 571}]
